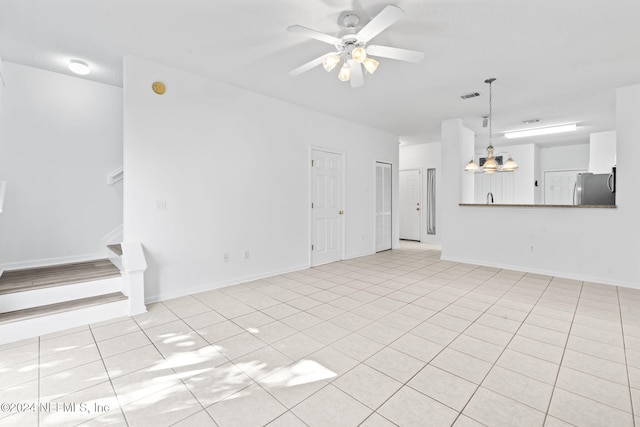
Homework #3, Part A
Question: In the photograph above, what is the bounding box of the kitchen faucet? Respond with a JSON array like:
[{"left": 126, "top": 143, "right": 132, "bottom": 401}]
[{"left": 486, "top": 192, "right": 494, "bottom": 204}]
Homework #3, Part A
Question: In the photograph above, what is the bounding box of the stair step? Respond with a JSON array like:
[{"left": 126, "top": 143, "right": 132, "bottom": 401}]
[
  {"left": 107, "top": 243, "right": 123, "bottom": 256},
  {"left": 0, "top": 292, "right": 127, "bottom": 325},
  {"left": 0, "top": 259, "right": 120, "bottom": 295}
]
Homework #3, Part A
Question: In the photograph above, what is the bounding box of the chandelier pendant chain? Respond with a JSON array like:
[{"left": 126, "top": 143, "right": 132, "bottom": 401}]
[{"left": 463, "top": 77, "right": 517, "bottom": 173}]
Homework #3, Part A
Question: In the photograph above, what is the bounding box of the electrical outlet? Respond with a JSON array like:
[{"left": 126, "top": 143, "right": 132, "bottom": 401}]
[
  {"left": 529, "top": 245, "right": 534, "bottom": 252},
  {"left": 224, "top": 253, "right": 230, "bottom": 262},
  {"left": 244, "top": 250, "right": 250, "bottom": 259},
  {"left": 155, "top": 200, "right": 167, "bottom": 211}
]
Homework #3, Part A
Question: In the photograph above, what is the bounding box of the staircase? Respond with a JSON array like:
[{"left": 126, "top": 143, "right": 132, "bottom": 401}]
[{"left": 0, "top": 243, "right": 147, "bottom": 345}]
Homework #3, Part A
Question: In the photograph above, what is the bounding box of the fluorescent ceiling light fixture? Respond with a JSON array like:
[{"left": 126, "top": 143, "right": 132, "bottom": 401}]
[
  {"left": 68, "top": 59, "right": 90, "bottom": 75},
  {"left": 505, "top": 123, "right": 577, "bottom": 139}
]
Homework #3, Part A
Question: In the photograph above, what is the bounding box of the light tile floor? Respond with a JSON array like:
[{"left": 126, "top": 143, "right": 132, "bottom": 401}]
[{"left": 2, "top": 242, "right": 640, "bottom": 426}]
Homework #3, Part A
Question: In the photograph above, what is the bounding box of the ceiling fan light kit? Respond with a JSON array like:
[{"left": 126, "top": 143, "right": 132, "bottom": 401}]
[
  {"left": 362, "top": 57, "right": 379, "bottom": 74},
  {"left": 322, "top": 54, "right": 341, "bottom": 72},
  {"left": 288, "top": 5, "right": 424, "bottom": 88},
  {"left": 338, "top": 63, "right": 351, "bottom": 82}
]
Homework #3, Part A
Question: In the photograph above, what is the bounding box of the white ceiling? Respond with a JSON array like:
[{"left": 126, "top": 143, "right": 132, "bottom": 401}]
[{"left": 1, "top": 0, "right": 639, "bottom": 148}]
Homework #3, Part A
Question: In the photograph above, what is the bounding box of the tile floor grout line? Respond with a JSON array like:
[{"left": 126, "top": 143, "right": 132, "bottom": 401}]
[
  {"left": 356, "top": 410, "right": 399, "bottom": 427},
  {"left": 130, "top": 313, "right": 221, "bottom": 427},
  {"left": 355, "top": 265, "right": 522, "bottom": 424},
  {"left": 541, "top": 280, "right": 584, "bottom": 426},
  {"left": 157, "top": 297, "right": 315, "bottom": 424},
  {"left": 200, "top": 256, "right": 556, "bottom": 425},
  {"left": 86, "top": 324, "right": 131, "bottom": 427},
  {"left": 7, "top": 244, "right": 640, "bottom": 426},
  {"left": 617, "top": 286, "right": 637, "bottom": 427},
  {"left": 448, "top": 272, "right": 556, "bottom": 425},
  {"left": 255, "top": 254, "right": 473, "bottom": 424}
]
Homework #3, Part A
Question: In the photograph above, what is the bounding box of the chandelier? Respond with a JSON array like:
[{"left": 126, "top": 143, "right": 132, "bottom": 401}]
[{"left": 465, "top": 78, "right": 518, "bottom": 173}]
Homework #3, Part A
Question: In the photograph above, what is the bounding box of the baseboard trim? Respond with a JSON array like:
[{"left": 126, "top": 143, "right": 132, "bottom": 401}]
[
  {"left": 1, "top": 252, "right": 106, "bottom": 273},
  {"left": 145, "top": 263, "right": 311, "bottom": 304},
  {"left": 440, "top": 254, "right": 639, "bottom": 290},
  {"left": 343, "top": 250, "right": 375, "bottom": 260}
]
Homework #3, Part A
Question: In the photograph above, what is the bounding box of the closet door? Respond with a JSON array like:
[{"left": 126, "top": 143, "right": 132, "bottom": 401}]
[{"left": 376, "top": 162, "right": 392, "bottom": 252}]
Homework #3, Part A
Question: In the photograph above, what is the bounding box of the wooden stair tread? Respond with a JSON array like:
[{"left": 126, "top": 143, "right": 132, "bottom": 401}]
[
  {"left": 107, "top": 244, "right": 123, "bottom": 256},
  {"left": 0, "top": 292, "right": 127, "bottom": 325},
  {"left": 0, "top": 259, "right": 120, "bottom": 295}
]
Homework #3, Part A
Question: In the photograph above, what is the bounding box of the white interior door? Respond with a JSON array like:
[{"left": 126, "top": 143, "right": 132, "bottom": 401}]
[
  {"left": 376, "top": 162, "right": 392, "bottom": 252},
  {"left": 399, "top": 169, "right": 421, "bottom": 241},
  {"left": 311, "top": 150, "right": 344, "bottom": 266},
  {"left": 544, "top": 170, "right": 586, "bottom": 204}
]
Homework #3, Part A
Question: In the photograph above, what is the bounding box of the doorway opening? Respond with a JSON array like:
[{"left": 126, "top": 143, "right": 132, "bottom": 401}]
[{"left": 399, "top": 169, "right": 422, "bottom": 241}]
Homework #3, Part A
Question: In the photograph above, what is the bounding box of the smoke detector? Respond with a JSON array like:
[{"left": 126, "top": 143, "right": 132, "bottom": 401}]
[{"left": 460, "top": 92, "right": 480, "bottom": 100}]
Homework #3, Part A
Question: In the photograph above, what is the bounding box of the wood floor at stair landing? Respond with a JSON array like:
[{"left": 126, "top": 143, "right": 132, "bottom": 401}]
[
  {"left": 0, "top": 292, "right": 127, "bottom": 325},
  {"left": 0, "top": 259, "right": 120, "bottom": 295}
]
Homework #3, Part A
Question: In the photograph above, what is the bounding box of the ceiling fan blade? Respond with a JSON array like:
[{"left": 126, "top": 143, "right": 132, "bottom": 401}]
[
  {"left": 289, "top": 53, "right": 333, "bottom": 76},
  {"left": 366, "top": 45, "right": 425, "bottom": 63},
  {"left": 356, "top": 5, "right": 404, "bottom": 43},
  {"left": 287, "top": 25, "right": 341, "bottom": 45},
  {"left": 349, "top": 61, "right": 364, "bottom": 88}
]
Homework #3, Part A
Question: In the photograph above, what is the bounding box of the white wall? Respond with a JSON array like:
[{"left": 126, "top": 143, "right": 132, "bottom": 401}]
[
  {"left": 440, "top": 84, "right": 640, "bottom": 288},
  {"left": 123, "top": 56, "right": 399, "bottom": 302},
  {"left": 540, "top": 144, "right": 589, "bottom": 172},
  {"left": 0, "top": 62, "right": 123, "bottom": 268},
  {"left": 399, "top": 142, "right": 441, "bottom": 243},
  {"left": 589, "top": 130, "right": 616, "bottom": 173}
]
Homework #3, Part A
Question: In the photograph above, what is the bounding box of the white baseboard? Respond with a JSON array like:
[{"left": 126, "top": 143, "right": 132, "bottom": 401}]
[
  {"left": 145, "top": 263, "right": 311, "bottom": 304},
  {"left": 100, "top": 224, "right": 123, "bottom": 247},
  {"left": 440, "top": 254, "right": 639, "bottom": 290},
  {"left": 343, "top": 250, "right": 375, "bottom": 260},
  {"left": 1, "top": 252, "right": 105, "bottom": 273}
]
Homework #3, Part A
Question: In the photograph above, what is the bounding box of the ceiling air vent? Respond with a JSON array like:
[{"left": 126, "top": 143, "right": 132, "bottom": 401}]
[{"left": 460, "top": 92, "right": 480, "bottom": 100}]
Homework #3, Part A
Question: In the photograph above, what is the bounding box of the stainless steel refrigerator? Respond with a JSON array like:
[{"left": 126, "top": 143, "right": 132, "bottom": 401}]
[{"left": 574, "top": 171, "right": 616, "bottom": 205}]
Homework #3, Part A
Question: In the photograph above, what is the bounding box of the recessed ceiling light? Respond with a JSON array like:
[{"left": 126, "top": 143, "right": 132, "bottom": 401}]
[
  {"left": 504, "top": 123, "right": 577, "bottom": 139},
  {"left": 68, "top": 59, "right": 90, "bottom": 75}
]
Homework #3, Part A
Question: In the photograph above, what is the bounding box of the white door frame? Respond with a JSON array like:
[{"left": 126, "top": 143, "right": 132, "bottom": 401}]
[
  {"left": 309, "top": 147, "right": 346, "bottom": 266},
  {"left": 399, "top": 168, "right": 423, "bottom": 242},
  {"left": 375, "top": 161, "right": 393, "bottom": 252}
]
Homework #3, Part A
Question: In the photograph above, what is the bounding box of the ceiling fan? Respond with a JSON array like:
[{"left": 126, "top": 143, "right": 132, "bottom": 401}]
[{"left": 288, "top": 5, "right": 425, "bottom": 88}]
